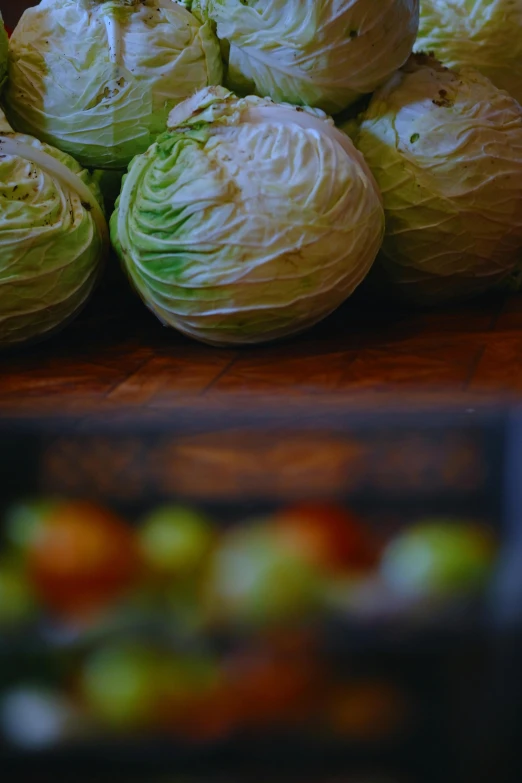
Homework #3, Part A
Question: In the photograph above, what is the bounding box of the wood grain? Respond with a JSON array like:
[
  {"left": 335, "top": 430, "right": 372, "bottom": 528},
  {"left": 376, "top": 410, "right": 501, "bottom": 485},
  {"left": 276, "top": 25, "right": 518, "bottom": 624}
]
[{"left": 0, "top": 263, "right": 519, "bottom": 414}]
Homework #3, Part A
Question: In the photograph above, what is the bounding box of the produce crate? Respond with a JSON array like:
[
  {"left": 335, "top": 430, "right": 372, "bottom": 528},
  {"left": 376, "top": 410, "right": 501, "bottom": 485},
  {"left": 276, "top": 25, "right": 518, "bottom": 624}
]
[{"left": 0, "top": 405, "right": 521, "bottom": 783}]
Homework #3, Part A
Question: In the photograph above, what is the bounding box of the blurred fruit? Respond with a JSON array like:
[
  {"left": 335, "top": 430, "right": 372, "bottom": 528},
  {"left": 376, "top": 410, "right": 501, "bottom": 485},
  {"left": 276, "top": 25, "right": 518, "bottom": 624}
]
[
  {"left": 80, "top": 642, "right": 231, "bottom": 739},
  {"left": 274, "top": 502, "right": 380, "bottom": 574},
  {"left": 79, "top": 643, "right": 163, "bottom": 731},
  {"left": 205, "top": 522, "right": 324, "bottom": 628},
  {"left": 260, "top": 626, "right": 321, "bottom": 657},
  {"left": 4, "top": 499, "right": 60, "bottom": 554},
  {"left": 0, "top": 687, "right": 86, "bottom": 749},
  {"left": 380, "top": 521, "right": 496, "bottom": 601},
  {"left": 0, "top": 558, "right": 36, "bottom": 626},
  {"left": 163, "top": 582, "right": 208, "bottom": 638},
  {"left": 27, "top": 501, "right": 141, "bottom": 619},
  {"left": 138, "top": 505, "right": 215, "bottom": 581},
  {"left": 325, "top": 573, "right": 408, "bottom": 620},
  {"left": 158, "top": 654, "right": 235, "bottom": 741},
  {"left": 225, "top": 645, "right": 324, "bottom": 729},
  {"left": 327, "top": 681, "right": 407, "bottom": 740}
]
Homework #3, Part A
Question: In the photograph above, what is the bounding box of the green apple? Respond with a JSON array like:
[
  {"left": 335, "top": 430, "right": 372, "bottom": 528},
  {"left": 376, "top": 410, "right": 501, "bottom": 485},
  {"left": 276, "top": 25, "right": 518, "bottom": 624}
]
[
  {"left": 80, "top": 644, "right": 163, "bottom": 730},
  {"left": 206, "top": 522, "right": 324, "bottom": 628},
  {"left": 4, "top": 500, "right": 60, "bottom": 553},
  {"left": 138, "top": 506, "right": 215, "bottom": 580},
  {"left": 0, "top": 558, "right": 36, "bottom": 625},
  {"left": 381, "top": 520, "right": 496, "bottom": 601}
]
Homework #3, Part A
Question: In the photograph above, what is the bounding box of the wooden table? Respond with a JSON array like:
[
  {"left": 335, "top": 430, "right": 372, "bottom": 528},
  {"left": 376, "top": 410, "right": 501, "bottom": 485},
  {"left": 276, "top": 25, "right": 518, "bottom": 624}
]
[{"left": 1, "top": 263, "right": 522, "bottom": 415}]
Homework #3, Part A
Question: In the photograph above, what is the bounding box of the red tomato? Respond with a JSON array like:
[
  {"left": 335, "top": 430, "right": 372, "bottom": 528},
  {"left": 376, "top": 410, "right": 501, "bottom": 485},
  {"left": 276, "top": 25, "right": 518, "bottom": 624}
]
[
  {"left": 27, "top": 501, "right": 141, "bottom": 619},
  {"left": 326, "top": 681, "right": 408, "bottom": 740},
  {"left": 274, "top": 502, "right": 380, "bottom": 574},
  {"left": 159, "top": 667, "right": 237, "bottom": 742},
  {"left": 226, "top": 647, "right": 324, "bottom": 729},
  {"left": 154, "top": 655, "right": 233, "bottom": 741},
  {"left": 178, "top": 689, "right": 237, "bottom": 743}
]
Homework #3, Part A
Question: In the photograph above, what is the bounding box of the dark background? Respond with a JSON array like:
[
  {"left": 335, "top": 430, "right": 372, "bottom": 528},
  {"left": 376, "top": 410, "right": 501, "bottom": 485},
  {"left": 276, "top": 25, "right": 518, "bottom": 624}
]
[{"left": 1, "top": 2, "right": 36, "bottom": 30}]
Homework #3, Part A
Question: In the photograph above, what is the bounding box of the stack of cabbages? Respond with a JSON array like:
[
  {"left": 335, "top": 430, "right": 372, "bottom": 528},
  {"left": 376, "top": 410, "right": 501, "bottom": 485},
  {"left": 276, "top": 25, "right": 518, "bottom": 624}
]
[{"left": 1, "top": 0, "right": 522, "bottom": 348}]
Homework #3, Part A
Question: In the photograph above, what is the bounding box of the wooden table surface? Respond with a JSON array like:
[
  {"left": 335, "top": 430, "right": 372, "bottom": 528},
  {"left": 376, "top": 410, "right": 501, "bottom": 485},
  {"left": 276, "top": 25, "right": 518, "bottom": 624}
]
[{"left": 2, "top": 263, "right": 522, "bottom": 415}]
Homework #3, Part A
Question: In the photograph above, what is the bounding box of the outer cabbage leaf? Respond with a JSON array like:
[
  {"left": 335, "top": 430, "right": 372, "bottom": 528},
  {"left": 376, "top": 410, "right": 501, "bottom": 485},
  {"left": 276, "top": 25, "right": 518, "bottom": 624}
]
[
  {"left": 0, "top": 12, "right": 7, "bottom": 92},
  {"left": 0, "top": 111, "right": 108, "bottom": 348},
  {"left": 5, "top": 0, "right": 223, "bottom": 169},
  {"left": 346, "top": 55, "right": 522, "bottom": 304},
  {"left": 184, "top": 0, "right": 419, "bottom": 115},
  {"left": 417, "top": 0, "right": 522, "bottom": 104},
  {"left": 111, "top": 86, "right": 384, "bottom": 346}
]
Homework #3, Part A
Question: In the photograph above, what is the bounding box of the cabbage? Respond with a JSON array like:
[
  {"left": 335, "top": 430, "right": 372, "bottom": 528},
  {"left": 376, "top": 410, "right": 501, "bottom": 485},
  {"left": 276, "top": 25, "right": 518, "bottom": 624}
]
[
  {"left": 0, "top": 12, "right": 7, "bottom": 92},
  {"left": 417, "top": 0, "right": 522, "bottom": 105},
  {"left": 183, "top": 0, "right": 420, "bottom": 115},
  {"left": 346, "top": 55, "right": 522, "bottom": 304},
  {"left": 111, "top": 86, "right": 384, "bottom": 346},
  {"left": 0, "top": 111, "right": 109, "bottom": 348},
  {"left": 4, "top": 0, "right": 223, "bottom": 170}
]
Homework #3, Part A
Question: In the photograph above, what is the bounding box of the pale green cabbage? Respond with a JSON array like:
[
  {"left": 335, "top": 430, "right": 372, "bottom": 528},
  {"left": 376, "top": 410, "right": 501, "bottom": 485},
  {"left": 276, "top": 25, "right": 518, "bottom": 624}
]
[
  {"left": 0, "top": 12, "right": 7, "bottom": 92},
  {"left": 417, "top": 0, "right": 522, "bottom": 105},
  {"left": 111, "top": 86, "right": 384, "bottom": 346},
  {"left": 182, "top": 0, "right": 419, "bottom": 115},
  {"left": 346, "top": 55, "right": 522, "bottom": 304},
  {"left": 0, "top": 111, "right": 109, "bottom": 348},
  {"left": 4, "top": 0, "right": 223, "bottom": 170}
]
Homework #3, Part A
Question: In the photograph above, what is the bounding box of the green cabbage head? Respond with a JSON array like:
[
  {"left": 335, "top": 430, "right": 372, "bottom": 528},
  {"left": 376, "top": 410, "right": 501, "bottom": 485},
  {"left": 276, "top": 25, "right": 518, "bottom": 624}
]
[
  {"left": 0, "top": 111, "right": 109, "bottom": 348},
  {"left": 111, "top": 86, "right": 384, "bottom": 346},
  {"left": 184, "top": 0, "right": 419, "bottom": 115},
  {"left": 417, "top": 0, "right": 522, "bottom": 104},
  {"left": 0, "top": 12, "right": 7, "bottom": 92},
  {"left": 5, "top": 0, "right": 223, "bottom": 170},
  {"left": 346, "top": 55, "right": 522, "bottom": 304}
]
